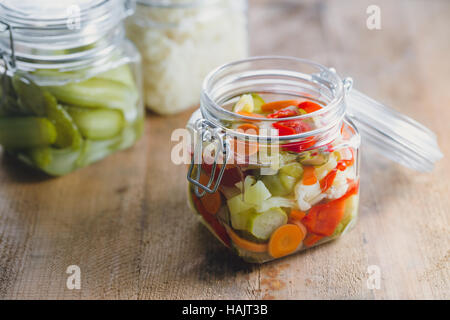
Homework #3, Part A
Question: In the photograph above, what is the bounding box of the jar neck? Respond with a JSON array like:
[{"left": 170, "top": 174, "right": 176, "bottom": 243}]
[
  {"left": 0, "top": 0, "right": 134, "bottom": 72},
  {"left": 0, "top": 25, "right": 126, "bottom": 73},
  {"left": 132, "top": 0, "right": 246, "bottom": 28},
  {"left": 200, "top": 56, "right": 348, "bottom": 148}
]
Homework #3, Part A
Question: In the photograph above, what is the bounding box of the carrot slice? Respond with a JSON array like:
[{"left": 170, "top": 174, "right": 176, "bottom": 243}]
[
  {"left": 302, "top": 166, "right": 317, "bottom": 185},
  {"left": 226, "top": 226, "right": 268, "bottom": 253},
  {"left": 236, "top": 111, "right": 265, "bottom": 118},
  {"left": 289, "top": 209, "right": 306, "bottom": 221},
  {"left": 298, "top": 101, "right": 323, "bottom": 113},
  {"left": 303, "top": 234, "right": 324, "bottom": 247},
  {"left": 199, "top": 173, "right": 222, "bottom": 215},
  {"left": 261, "top": 100, "right": 301, "bottom": 112},
  {"left": 237, "top": 123, "right": 259, "bottom": 135},
  {"left": 287, "top": 219, "right": 307, "bottom": 242},
  {"left": 268, "top": 224, "right": 303, "bottom": 258}
]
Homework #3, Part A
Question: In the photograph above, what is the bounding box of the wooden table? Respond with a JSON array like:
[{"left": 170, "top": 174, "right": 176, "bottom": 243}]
[{"left": 0, "top": 0, "right": 448, "bottom": 299}]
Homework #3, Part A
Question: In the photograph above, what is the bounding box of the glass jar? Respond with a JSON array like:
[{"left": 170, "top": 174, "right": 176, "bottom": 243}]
[
  {"left": 186, "top": 56, "right": 443, "bottom": 263},
  {"left": 126, "top": 0, "right": 248, "bottom": 115},
  {"left": 0, "top": 0, "right": 144, "bottom": 176}
]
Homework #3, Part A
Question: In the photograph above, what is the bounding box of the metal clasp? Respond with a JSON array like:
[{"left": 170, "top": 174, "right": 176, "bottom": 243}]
[
  {"left": 187, "top": 118, "right": 230, "bottom": 198},
  {"left": 0, "top": 21, "right": 16, "bottom": 71}
]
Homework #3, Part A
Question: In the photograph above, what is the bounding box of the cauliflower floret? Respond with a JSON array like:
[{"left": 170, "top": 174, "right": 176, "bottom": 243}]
[
  {"left": 325, "top": 166, "right": 356, "bottom": 199},
  {"left": 315, "top": 155, "right": 337, "bottom": 180},
  {"left": 295, "top": 181, "right": 325, "bottom": 211}
]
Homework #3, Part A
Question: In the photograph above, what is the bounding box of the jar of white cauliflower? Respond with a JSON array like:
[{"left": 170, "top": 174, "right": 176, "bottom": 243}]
[{"left": 126, "top": 0, "right": 248, "bottom": 115}]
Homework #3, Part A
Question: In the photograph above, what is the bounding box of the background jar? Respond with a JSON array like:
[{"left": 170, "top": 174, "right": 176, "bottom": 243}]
[
  {"left": 187, "top": 57, "right": 361, "bottom": 263},
  {"left": 0, "top": 0, "right": 144, "bottom": 176},
  {"left": 126, "top": 0, "right": 248, "bottom": 115}
]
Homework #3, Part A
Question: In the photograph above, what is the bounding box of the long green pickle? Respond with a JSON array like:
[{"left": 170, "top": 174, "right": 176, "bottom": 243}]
[
  {"left": 45, "top": 78, "right": 139, "bottom": 121},
  {"left": 0, "top": 63, "right": 143, "bottom": 176},
  {"left": 67, "top": 107, "right": 124, "bottom": 140},
  {"left": 0, "top": 117, "right": 57, "bottom": 148}
]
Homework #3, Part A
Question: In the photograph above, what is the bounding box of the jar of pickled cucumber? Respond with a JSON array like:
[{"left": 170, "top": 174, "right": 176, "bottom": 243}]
[
  {"left": 186, "top": 56, "right": 442, "bottom": 263},
  {"left": 0, "top": 0, "right": 144, "bottom": 176},
  {"left": 126, "top": 0, "right": 248, "bottom": 115}
]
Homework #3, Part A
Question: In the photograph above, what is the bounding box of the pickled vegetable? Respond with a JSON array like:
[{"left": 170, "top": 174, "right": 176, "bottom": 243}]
[
  {"left": 188, "top": 94, "right": 360, "bottom": 263},
  {"left": 67, "top": 107, "right": 124, "bottom": 140},
  {"left": 46, "top": 78, "right": 138, "bottom": 121},
  {"left": 247, "top": 207, "right": 287, "bottom": 240},
  {"left": 0, "top": 63, "right": 143, "bottom": 176},
  {"left": 0, "top": 117, "right": 57, "bottom": 148}
]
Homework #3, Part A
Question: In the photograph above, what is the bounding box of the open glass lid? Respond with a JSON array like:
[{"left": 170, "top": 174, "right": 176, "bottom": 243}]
[{"left": 345, "top": 88, "right": 443, "bottom": 172}]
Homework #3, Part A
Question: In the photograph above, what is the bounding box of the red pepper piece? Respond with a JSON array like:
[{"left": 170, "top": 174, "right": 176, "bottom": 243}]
[
  {"left": 191, "top": 191, "right": 231, "bottom": 247},
  {"left": 281, "top": 137, "right": 317, "bottom": 153},
  {"left": 302, "top": 180, "right": 359, "bottom": 236},
  {"left": 298, "top": 101, "right": 323, "bottom": 113},
  {"left": 267, "top": 108, "right": 298, "bottom": 119},
  {"left": 320, "top": 168, "right": 338, "bottom": 192},
  {"left": 302, "top": 198, "right": 346, "bottom": 237},
  {"left": 272, "top": 122, "right": 296, "bottom": 136},
  {"left": 319, "top": 155, "right": 356, "bottom": 192},
  {"left": 276, "top": 119, "right": 311, "bottom": 134}
]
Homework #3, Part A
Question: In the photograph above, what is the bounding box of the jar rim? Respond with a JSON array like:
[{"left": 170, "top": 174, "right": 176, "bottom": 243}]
[
  {"left": 136, "top": 0, "right": 222, "bottom": 9},
  {"left": 0, "top": 0, "right": 134, "bottom": 71},
  {"left": 200, "top": 56, "right": 347, "bottom": 142}
]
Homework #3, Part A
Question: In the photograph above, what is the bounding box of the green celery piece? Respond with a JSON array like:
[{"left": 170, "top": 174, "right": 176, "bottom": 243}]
[
  {"left": 280, "top": 162, "right": 304, "bottom": 179},
  {"left": 29, "top": 146, "right": 82, "bottom": 176},
  {"left": 44, "top": 94, "right": 82, "bottom": 149},
  {"left": 244, "top": 180, "right": 272, "bottom": 205},
  {"left": 45, "top": 78, "right": 138, "bottom": 121},
  {"left": 67, "top": 107, "right": 124, "bottom": 140},
  {"left": 227, "top": 194, "right": 254, "bottom": 217},
  {"left": 261, "top": 174, "right": 290, "bottom": 197},
  {"left": 247, "top": 207, "right": 288, "bottom": 240},
  {"left": 279, "top": 173, "right": 297, "bottom": 193},
  {"left": 0, "top": 117, "right": 57, "bottom": 149}
]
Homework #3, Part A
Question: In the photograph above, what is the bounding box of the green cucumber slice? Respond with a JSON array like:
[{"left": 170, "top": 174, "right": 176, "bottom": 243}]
[
  {"left": 230, "top": 208, "right": 256, "bottom": 231},
  {"left": 247, "top": 207, "right": 288, "bottom": 240}
]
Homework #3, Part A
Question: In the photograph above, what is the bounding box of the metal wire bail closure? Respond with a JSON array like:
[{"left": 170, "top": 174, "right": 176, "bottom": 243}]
[
  {"left": 0, "top": 21, "right": 16, "bottom": 71},
  {"left": 187, "top": 118, "right": 229, "bottom": 198}
]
